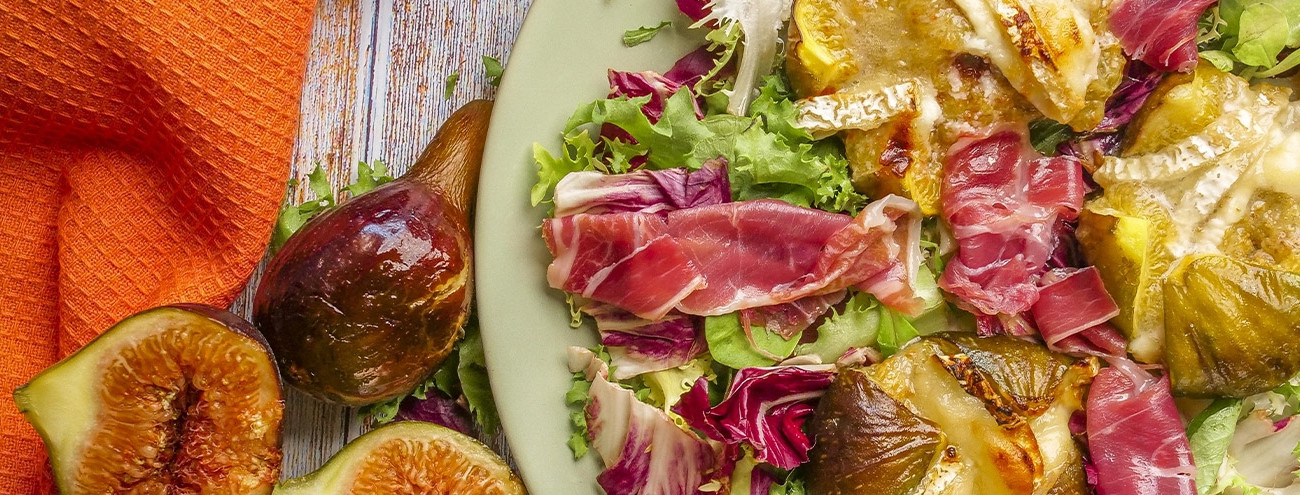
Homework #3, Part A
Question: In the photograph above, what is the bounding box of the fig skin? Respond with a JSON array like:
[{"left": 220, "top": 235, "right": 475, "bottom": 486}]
[
  {"left": 254, "top": 100, "right": 493, "bottom": 406},
  {"left": 14, "top": 304, "right": 284, "bottom": 494}
]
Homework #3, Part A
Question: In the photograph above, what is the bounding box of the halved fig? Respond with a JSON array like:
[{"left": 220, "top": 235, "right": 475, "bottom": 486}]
[
  {"left": 276, "top": 421, "right": 525, "bottom": 494},
  {"left": 13, "top": 304, "right": 284, "bottom": 494},
  {"left": 807, "top": 368, "right": 945, "bottom": 495}
]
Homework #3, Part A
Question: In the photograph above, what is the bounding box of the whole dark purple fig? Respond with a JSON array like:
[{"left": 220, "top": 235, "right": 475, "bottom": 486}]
[{"left": 254, "top": 101, "right": 492, "bottom": 406}]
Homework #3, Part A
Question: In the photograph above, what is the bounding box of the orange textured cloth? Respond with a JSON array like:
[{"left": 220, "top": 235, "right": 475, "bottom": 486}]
[{"left": 0, "top": 0, "right": 315, "bottom": 492}]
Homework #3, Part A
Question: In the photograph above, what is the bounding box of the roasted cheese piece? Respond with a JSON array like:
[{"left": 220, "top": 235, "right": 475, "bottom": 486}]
[
  {"left": 1077, "top": 64, "right": 1300, "bottom": 397},
  {"left": 807, "top": 335, "right": 1097, "bottom": 495},
  {"left": 788, "top": 0, "right": 1123, "bottom": 214}
]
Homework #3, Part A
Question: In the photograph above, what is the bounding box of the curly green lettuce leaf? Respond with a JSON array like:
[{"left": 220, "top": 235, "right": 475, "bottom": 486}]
[
  {"left": 566, "top": 374, "right": 592, "bottom": 459},
  {"left": 532, "top": 78, "right": 863, "bottom": 212},
  {"left": 531, "top": 131, "right": 602, "bottom": 205},
  {"left": 271, "top": 161, "right": 394, "bottom": 254},
  {"left": 483, "top": 55, "right": 504, "bottom": 86},
  {"left": 639, "top": 356, "right": 714, "bottom": 411},
  {"left": 624, "top": 21, "right": 674, "bottom": 47},
  {"left": 444, "top": 72, "right": 459, "bottom": 100},
  {"left": 458, "top": 323, "right": 500, "bottom": 435},
  {"left": 1188, "top": 399, "right": 1245, "bottom": 495},
  {"left": 1198, "top": 0, "right": 1300, "bottom": 77},
  {"left": 793, "top": 292, "right": 882, "bottom": 363},
  {"left": 697, "top": 0, "right": 793, "bottom": 114},
  {"left": 705, "top": 313, "right": 802, "bottom": 369},
  {"left": 770, "top": 476, "right": 808, "bottom": 495}
]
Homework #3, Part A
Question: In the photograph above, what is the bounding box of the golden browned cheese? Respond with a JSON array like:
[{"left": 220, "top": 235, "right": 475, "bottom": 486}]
[
  {"left": 787, "top": 0, "right": 1122, "bottom": 214},
  {"left": 809, "top": 335, "right": 1095, "bottom": 495}
]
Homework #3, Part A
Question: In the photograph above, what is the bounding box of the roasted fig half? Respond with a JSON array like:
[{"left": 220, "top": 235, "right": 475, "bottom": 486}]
[
  {"left": 807, "top": 368, "right": 944, "bottom": 495},
  {"left": 275, "top": 421, "right": 524, "bottom": 494},
  {"left": 254, "top": 101, "right": 492, "bottom": 405},
  {"left": 14, "top": 304, "right": 284, "bottom": 494}
]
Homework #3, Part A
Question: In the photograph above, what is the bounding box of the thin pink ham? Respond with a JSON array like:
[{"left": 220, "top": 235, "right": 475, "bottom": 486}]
[
  {"left": 940, "top": 126, "right": 1088, "bottom": 316},
  {"left": 669, "top": 197, "right": 924, "bottom": 316},
  {"left": 544, "top": 196, "right": 925, "bottom": 321},
  {"left": 1031, "top": 267, "right": 1121, "bottom": 346},
  {"left": 1110, "top": 0, "right": 1216, "bottom": 72},
  {"left": 1086, "top": 358, "right": 1197, "bottom": 495},
  {"left": 743, "top": 290, "right": 847, "bottom": 339},
  {"left": 544, "top": 213, "right": 704, "bottom": 320}
]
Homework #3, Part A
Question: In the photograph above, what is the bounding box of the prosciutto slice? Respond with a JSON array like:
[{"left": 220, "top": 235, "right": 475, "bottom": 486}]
[
  {"left": 939, "top": 126, "right": 1088, "bottom": 315},
  {"left": 742, "top": 290, "right": 846, "bottom": 339},
  {"left": 1086, "top": 358, "right": 1197, "bottom": 495},
  {"left": 544, "top": 196, "right": 925, "bottom": 320},
  {"left": 1031, "top": 267, "right": 1121, "bottom": 346},
  {"left": 544, "top": 213, "right": 705, "bottom": 320},
  {"left": 1109, "top": 0, "right": 1215, "bottom": 72}
]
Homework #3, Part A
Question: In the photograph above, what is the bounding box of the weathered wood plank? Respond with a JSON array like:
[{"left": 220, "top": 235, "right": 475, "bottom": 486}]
[
  {"left": 229, "top": 0, "right": 533, "bottom": 480},
  {"left": 229, "top": 0, "right": 382, "bottom": 479}
]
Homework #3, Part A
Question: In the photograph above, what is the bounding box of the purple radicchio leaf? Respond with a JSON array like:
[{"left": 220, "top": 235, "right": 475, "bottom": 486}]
[
  {"left": 584, "top": 303, "right": 707, "bottom": 380},
  {"left": 578, "top": 351, "right": 718, "bottom": 495},
  {"left": 676, "top": 0, "right": 712, "bottom": 22},
  {"left": 394, "top": 392, "right": 474, "bottom": 436},
  {"left": 673, "top": 365, "right": 836, "bottom": 470},
  {"left": 552, "top": 159, "right": 731, "bottom": 217},
  {"left": 665, "top": 45, "right": 721, "bottom": 88},
  {"left": 1096, "top": 61, "right": 1162, "bottom": 133}
]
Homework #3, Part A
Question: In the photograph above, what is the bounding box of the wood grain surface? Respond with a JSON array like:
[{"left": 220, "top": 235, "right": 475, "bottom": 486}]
[{"left": 228, "top": 0, "right": 532, "bottom": 478}]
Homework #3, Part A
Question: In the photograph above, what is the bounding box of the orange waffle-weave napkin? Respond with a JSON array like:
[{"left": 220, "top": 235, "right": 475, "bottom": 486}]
[{"left": 0, "top": 0, "right": 315, "bottom": 491}]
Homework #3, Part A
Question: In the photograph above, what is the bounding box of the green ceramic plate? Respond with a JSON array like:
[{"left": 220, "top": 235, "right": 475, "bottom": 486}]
[{"left": 475, "top": 0, "right": 702, "bottom": 492}]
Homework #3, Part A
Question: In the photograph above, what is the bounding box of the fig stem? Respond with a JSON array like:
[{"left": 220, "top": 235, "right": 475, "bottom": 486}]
[{"left": 405, "top": 100, "right": 494, "bottom": 216}]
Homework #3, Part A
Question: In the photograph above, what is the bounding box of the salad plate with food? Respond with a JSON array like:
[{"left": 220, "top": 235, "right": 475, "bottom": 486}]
[{"left": 477, "top": 0, "right": 1300, "bottom": 492}]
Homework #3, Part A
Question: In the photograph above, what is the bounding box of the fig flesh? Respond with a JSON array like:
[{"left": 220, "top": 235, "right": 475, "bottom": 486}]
[
  {"left": 14, "top": 304, "right": 284, "bottom": 494},
  {"left": 254, "top": 101, "right": 493, "bottom": 405},
  {"left": 275, "top": 421, "right": 524, "bottom": 494}
]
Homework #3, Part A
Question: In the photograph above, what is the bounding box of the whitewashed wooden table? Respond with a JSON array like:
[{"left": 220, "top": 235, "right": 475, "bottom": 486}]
[{"left": 228, "top": 0, "right": 532, "bottom": 478}]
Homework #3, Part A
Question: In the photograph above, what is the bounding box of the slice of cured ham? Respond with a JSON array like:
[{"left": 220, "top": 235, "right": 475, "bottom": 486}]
[
  {"left": 1086, "top": 358, "right": 1197, "bottom": 495},
  {"left": 543, "top": 196, "right": 925, "bottom": 320},
  {"left": 544, "top": 213, "right": 705, "bottom": 320},
  {"left": 1109, "top": 0, "right": 1215, "bottom": 72},
  {"left": 1031, "top": 267, "right": 1121, "bottom": 346},
  {"left": 939, "top": 125, "right": 1088, "bottom": 315}
]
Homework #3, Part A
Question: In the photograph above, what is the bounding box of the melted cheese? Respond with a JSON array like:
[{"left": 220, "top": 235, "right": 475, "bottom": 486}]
[{"left": 950, "top": 0, "right": 1102, "bottom": 122}]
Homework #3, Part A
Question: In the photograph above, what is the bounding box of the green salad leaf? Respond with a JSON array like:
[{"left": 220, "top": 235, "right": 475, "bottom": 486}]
[
  {"left": 272, "top": 161, "right": 394, "bottom": 254},
  {"left": 532, "top": 77, "right": 863, "bottom": 213},
  {"left": 566, "top": 375, "right": 592, "bottom": 459},
  {"left": 1028, "top": 119, "right": 1074, "bottom": 156},
  {"left": 457, "top": 323, "right": 500, "bottom": 434},
  {"left": 705, "top": 313, "right": 802, "bottom": 369},
  {"left": 793, "top": 292, "right": 882, "bottom": 362},
  {"left": 624, "top": 21, "right": 674, "bottom": 47},
  {"left": 483, "top": 55, "right": 504, "bottom": 86},
  {"left": 444, "top": 72, "right": 459, "bottom": 100},
  {"left": 639, "top": 357, "right": 713, "bottom": 411},
  {"left": 1199, "top": 0, "right": 1300, "bottom": 77},
  {"left": 1187, "top": 399, "right": 1245, "bottom": 494},
  {"left": 770, "top": 477, "right": 808, "bottom": 495}
]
